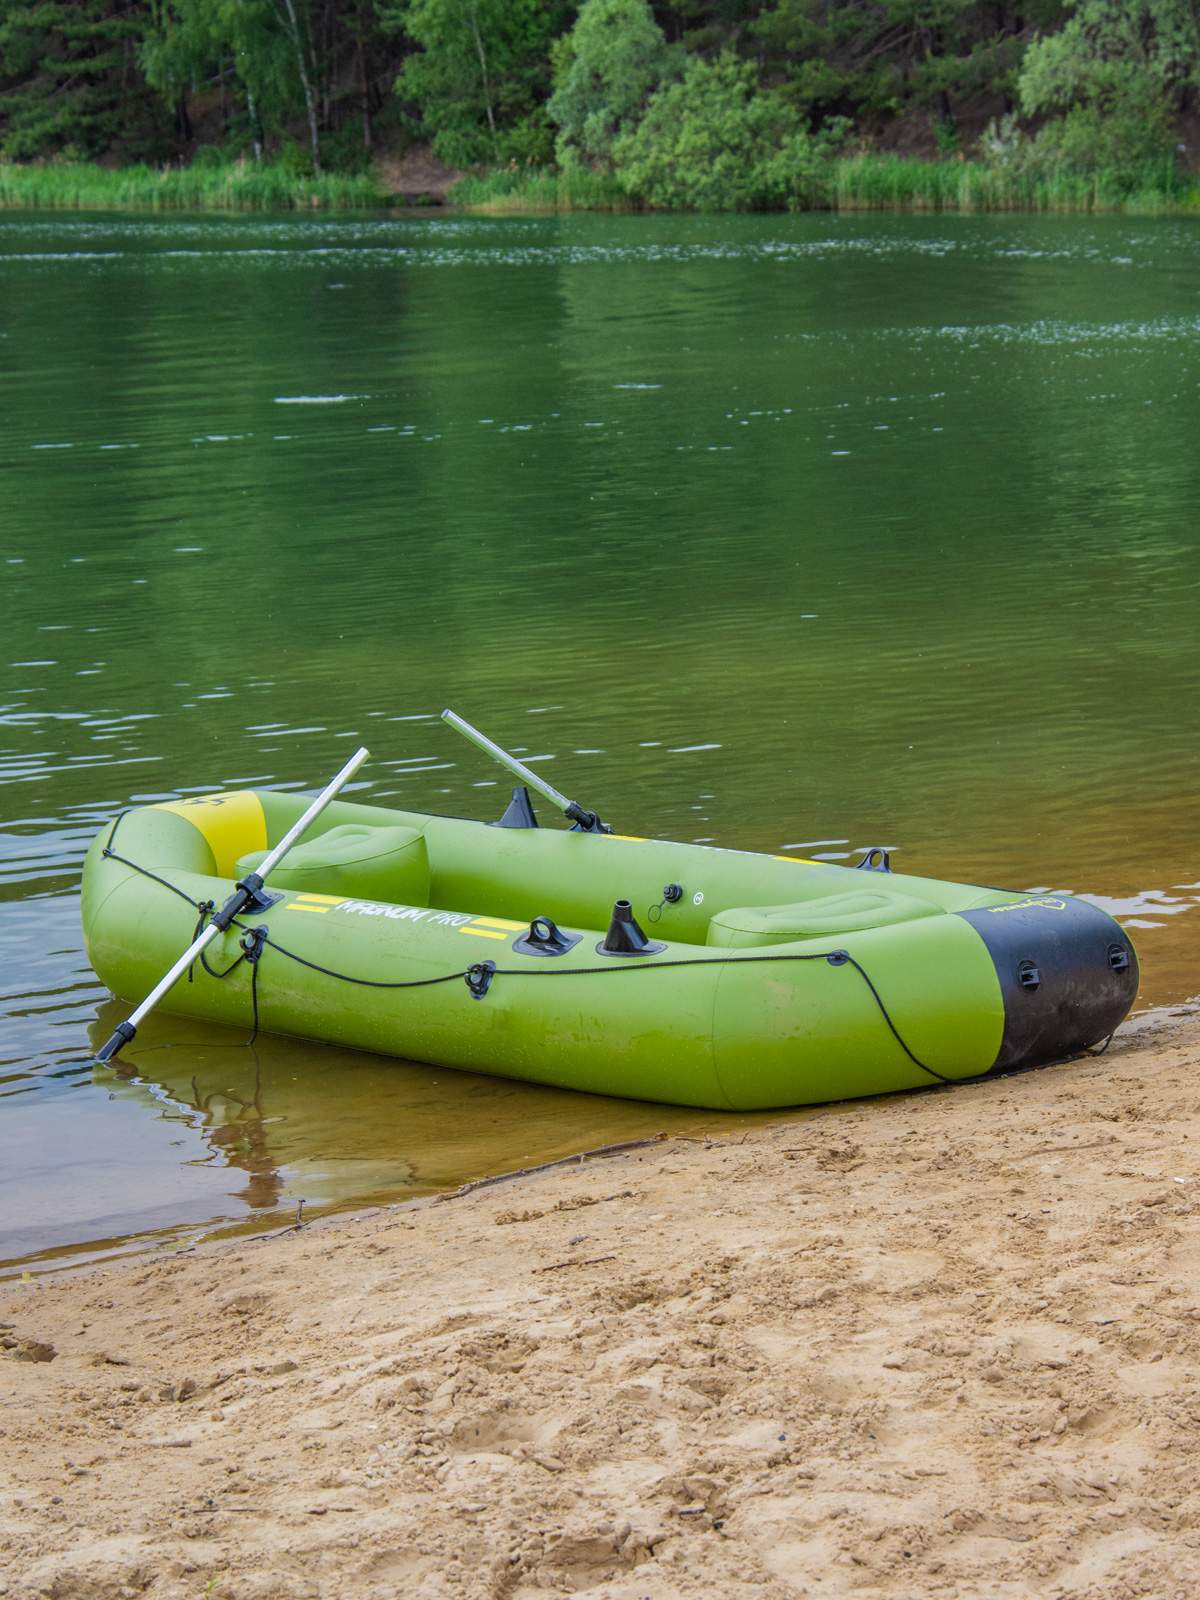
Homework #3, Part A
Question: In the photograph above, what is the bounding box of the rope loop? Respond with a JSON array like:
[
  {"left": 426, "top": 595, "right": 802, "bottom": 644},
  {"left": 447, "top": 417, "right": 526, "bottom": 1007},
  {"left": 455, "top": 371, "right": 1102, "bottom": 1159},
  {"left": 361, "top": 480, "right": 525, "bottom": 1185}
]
[{"left": 465, "top": 960, "right": 497, "bottom": 1000}]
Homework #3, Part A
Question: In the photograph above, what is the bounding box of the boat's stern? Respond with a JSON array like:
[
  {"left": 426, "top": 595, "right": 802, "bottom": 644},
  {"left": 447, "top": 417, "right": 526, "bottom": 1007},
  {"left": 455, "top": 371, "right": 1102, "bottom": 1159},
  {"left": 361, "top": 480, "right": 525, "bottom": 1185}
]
[{"left": 958, "top": 895, "right": 1138, "bottom": 1071}]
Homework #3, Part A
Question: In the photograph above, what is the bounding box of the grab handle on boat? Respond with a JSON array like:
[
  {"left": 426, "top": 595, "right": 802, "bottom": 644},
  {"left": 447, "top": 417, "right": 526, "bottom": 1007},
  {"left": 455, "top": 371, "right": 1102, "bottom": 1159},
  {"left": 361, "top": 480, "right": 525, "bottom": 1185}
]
[
  {"left": 92, "top": 745, "right": 370, "bottom": 1065},
  {"left": 441, "top": 709, "right": 611, "bottom": 833}
]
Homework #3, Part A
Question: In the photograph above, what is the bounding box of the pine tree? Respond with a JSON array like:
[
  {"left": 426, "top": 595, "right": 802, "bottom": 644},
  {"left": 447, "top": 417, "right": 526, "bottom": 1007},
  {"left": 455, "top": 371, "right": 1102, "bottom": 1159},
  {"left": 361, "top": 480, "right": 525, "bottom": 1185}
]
[{"left": 0, "top": 0, "right": 163, "bottom": 159}]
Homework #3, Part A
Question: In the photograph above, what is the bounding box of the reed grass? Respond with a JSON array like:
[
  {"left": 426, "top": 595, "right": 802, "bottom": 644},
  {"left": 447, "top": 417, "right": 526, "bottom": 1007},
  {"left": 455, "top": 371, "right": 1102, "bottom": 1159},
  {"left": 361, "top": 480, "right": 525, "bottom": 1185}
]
[
  {"left": 3, "top": 154, "right": 1194, "bottom": 216},
  {"left": 829, "top": 155, "right": 1194, "bottom": 214},
  {"left": 452, "top": 154, "right": 1198, "bottom": 216},
  {"left": 449, "top": 168, "right": 633, "bottom": 212},
  {"left": 0, "top": 160, "right": 385, "bottom": 211}
]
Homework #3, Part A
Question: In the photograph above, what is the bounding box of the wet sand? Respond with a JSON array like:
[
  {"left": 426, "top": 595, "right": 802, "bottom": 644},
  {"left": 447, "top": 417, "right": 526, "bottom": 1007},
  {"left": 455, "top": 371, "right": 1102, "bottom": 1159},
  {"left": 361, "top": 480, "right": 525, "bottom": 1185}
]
[{"left": 3, "top": 1007, "right": 1199, "bottom": 1600}]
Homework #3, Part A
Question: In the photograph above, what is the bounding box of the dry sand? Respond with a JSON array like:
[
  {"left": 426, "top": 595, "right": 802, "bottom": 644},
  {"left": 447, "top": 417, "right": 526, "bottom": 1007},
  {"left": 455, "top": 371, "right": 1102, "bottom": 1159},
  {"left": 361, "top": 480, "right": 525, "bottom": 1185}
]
[{"left": 4, "top": 1008, "right": 1200, "bottom": 1600}]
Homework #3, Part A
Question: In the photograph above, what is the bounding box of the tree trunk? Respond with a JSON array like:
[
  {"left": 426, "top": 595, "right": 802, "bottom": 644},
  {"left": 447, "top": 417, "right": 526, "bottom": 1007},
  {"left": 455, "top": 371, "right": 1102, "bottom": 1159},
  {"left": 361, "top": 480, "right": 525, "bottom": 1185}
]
[
  {"left": 278, "top": 0, "right": 322, "bottom": 173},
  {"left": 467, "top": 4, "right": 498, "bottom": 158},
  {"left": 246, "top": 85, "right": 264, "bottom": 162},
  {"left": 356, "top": 26, "right": 371, "bottom": 152}
]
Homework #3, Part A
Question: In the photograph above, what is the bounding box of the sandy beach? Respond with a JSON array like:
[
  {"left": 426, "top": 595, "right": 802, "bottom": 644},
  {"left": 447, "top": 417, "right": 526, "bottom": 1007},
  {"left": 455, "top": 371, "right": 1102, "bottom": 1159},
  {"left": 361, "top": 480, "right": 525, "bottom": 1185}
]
[{"left": 4, "top": 1007, "right": 1200, "bottom": 1600}]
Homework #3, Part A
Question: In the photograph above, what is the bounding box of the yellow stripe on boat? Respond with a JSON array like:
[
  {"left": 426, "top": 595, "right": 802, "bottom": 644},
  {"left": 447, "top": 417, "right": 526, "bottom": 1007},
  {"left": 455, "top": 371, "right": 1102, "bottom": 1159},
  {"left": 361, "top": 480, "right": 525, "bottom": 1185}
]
[
  {"left": 458, "top": 926, "right": 508, "bottom": 940},
  {"left": 468, "top": 915, "right": 526, "bottom": 930},
  {"left": 152, "top": 791, "right": 267, "bottom": 877}
]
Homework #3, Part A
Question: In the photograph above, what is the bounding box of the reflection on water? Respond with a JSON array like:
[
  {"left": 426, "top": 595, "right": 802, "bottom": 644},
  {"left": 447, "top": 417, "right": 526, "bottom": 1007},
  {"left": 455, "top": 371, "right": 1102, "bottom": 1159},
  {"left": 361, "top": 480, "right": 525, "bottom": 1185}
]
[
  {"left": 1, "top": 209, "right": 1198, "bottom": 1275},
  {"left": 0, "top": 1002, "right": 739, "bottom": 1277}
]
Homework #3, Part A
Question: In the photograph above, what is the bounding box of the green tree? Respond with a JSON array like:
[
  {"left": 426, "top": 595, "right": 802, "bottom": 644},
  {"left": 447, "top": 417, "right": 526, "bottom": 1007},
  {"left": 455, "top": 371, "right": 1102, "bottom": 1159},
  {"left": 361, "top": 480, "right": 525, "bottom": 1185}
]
[
  {"left": 1021, "top": 0, "right": 1200, "bottom": 111},
  {"left": 753, "top": 0, "right": 1061, "bottom": 132},
  {"left": 1018, "top": 0, "right": 1197, "bottom": 179},
  {"left": 0, "top": 0, "right": 163, "bottom": 159},
  {"left": 613, "top": 49, "right": 835, "bottom": 209},
  {"left": 385, "top": 0, "right": 567, "bottom": 166},
  {"left": 141, "top": 0, "right": 328, "bottom": 169},
  {"left": 548, "top": 0, "right": 677, "bottom": 169}
]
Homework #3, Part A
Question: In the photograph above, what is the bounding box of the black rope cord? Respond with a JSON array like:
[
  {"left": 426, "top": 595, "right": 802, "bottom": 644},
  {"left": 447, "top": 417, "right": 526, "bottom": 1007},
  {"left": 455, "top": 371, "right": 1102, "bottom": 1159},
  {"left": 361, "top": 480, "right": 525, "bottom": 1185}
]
[
  {"left": 103, "top": 812, "right": 202, "bottom": 912},
  {"left": 254, "top": 935, "right": 473, "bottom": 990},
  {"left": 100, "top": 831, "right": 968, "bottom": 1085}
]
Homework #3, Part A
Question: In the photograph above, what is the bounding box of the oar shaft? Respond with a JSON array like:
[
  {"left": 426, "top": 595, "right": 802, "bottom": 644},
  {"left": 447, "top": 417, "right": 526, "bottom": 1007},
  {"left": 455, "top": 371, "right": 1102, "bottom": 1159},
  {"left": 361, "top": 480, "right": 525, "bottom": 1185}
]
[
  {"left": 93, "top": 744, "right": 370, "bottom": 1065},
  {"left": 126, "top": 921, "right": 224, "bottom": 1031},
  {"left": 440, "top": 710, "right": 573, "bottom": 816},
  {"left": 258, "top": 745, "right": 370, "bottom": 876}
]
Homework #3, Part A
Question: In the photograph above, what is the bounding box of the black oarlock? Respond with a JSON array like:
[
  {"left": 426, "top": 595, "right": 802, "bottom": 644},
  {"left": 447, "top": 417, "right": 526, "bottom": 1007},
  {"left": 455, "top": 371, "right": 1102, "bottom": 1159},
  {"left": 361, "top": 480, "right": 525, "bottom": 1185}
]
[
  {"left": 513, "top": 915, "right": 581, "bottom": 957},
  {"left": 855, "top": 847, "right": 892, "bottom": 873}
]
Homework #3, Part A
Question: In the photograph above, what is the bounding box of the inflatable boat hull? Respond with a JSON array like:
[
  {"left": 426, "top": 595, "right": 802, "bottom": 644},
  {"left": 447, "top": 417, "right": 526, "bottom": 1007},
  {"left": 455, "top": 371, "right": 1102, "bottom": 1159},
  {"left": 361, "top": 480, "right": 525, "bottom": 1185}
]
[{"left": 80, "top": 790, "right": 1138, "bottom": 1109}]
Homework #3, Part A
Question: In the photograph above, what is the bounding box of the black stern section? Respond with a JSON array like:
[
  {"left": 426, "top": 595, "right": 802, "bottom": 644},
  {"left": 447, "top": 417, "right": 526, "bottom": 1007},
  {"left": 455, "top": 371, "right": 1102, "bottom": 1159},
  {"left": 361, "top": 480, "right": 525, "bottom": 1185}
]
[{"left": 958, "top": 897, "right": 1138, "bottom": 1073}]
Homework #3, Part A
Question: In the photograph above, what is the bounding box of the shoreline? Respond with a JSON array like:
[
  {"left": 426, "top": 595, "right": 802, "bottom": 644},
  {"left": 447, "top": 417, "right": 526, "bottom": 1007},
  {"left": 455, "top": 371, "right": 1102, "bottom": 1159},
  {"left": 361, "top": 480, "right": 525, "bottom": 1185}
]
[
  {"left": 4, "top": 1004, "right": 1199, "bottom": 1597},
  {"left": 2, "top": 157, "right": 1197, "bottom": 217}
]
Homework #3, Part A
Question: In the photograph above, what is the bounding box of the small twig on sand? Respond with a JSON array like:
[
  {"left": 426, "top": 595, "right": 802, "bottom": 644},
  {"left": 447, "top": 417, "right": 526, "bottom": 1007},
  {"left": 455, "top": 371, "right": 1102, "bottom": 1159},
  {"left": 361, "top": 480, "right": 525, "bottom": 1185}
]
[{"left": 536, "top": 1254, "right": 616, "bottom": 1274}]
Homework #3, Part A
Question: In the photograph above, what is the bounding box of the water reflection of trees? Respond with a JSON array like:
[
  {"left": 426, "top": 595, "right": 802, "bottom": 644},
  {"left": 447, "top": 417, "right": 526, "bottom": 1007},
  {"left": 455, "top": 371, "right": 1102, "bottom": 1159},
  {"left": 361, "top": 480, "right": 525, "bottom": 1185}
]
[
  {"left": 184, "top": 1054, "right": 285, "bottom": 1211},
  {"left": 110, "top": 1045, "right": 284, "bottom": 1211}
]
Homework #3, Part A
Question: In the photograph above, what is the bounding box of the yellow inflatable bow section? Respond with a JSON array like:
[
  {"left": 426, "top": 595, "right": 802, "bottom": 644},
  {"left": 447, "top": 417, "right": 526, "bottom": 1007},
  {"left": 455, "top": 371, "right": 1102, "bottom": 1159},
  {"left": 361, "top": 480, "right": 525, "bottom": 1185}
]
[{"left": 152, "top": 792, "right": 268, "bottom": 877}]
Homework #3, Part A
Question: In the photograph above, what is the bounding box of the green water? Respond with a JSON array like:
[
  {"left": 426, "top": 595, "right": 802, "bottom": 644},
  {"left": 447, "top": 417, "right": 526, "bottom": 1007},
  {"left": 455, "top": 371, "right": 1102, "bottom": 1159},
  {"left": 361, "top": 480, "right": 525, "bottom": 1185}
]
[{"left": 2, "top": 210, "right": 1197, "bottom": 1276}]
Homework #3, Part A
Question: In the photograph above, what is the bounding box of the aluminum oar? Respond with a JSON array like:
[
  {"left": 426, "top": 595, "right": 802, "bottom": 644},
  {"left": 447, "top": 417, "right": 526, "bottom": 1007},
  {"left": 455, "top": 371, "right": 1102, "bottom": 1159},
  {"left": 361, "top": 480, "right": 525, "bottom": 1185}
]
[
  {"left": 441, "top": 709, "right": 610, "bottom": 832},
  {"left": 93, "top": 744, "right": 370, "bottom": 1064}
]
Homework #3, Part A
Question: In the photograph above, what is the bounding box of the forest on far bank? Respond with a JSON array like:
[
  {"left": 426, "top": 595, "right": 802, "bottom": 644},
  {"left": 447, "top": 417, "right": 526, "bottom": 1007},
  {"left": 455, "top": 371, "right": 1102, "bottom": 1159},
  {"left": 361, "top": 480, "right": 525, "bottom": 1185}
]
[{"left": 0, "top": 0, "right": 1197, "bottom": 209}]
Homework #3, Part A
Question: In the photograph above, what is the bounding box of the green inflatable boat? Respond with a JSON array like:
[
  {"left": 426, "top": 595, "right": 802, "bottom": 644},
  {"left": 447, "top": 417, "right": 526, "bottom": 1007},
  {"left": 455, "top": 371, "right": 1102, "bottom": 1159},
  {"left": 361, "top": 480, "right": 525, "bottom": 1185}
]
[{"left": 80, "top": 771, "right": 1138, "bottom": 1110}]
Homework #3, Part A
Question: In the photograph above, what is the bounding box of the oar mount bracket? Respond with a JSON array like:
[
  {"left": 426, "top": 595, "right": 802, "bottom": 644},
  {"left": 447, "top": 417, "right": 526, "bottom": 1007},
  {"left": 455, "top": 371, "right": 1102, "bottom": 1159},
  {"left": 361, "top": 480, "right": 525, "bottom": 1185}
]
[
  {"left": 565, "top": 801, "right": 612, "bottom": 834},
  {"left": 234, "top": 871, "right": 285, "bottom": 920}
]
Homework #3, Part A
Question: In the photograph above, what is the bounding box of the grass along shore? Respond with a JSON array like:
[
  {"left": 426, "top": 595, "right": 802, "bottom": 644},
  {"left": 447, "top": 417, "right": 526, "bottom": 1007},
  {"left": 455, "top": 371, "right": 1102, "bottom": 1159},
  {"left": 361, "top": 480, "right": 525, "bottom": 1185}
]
[
  {"left": 453, "top": 153, "right": 1199, "bottom": 215},
  {"left": 0, "top": 159, "right": 384, "bottom": 211},
  {"left": 1, "top": 153, "right": 1196, "bottom": 215}
]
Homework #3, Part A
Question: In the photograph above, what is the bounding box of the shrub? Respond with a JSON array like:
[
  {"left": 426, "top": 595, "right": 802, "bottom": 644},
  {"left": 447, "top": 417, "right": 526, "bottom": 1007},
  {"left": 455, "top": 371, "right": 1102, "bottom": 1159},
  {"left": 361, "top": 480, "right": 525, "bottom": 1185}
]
[
  {"left": 548, "top": 0, "right": 676, "bottom": 169},
  {"left": 613, "top": 52, "right": 807, "bottom": 210}
]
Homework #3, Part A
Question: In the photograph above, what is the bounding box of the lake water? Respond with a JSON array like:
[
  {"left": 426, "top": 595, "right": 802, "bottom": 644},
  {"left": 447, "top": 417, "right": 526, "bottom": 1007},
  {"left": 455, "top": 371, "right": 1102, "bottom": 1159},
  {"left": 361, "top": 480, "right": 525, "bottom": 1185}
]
[{"left": 2, "top": 209, "right": 1197, "bottom": 1276}]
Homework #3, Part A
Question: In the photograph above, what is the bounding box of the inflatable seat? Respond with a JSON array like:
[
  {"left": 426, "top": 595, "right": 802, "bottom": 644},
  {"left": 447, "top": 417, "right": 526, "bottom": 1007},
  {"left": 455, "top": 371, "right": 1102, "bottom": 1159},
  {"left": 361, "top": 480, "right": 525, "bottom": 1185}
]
[
  {"left": 706, "top": 889, "right": 940, "bottom": 948},
  {"left": 235, "top": 823, "right": 430, "bottom": 906}
]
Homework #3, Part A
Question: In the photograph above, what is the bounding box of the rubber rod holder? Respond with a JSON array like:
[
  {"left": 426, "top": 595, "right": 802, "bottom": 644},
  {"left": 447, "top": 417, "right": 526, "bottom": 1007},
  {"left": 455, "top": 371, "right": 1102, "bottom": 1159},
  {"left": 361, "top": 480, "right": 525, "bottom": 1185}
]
[
  {"left": 597, "top": 899, "right": 666, "bottom": 957},
  {"left": 490, "top": 785, "right": 539, "bottom": 830}
]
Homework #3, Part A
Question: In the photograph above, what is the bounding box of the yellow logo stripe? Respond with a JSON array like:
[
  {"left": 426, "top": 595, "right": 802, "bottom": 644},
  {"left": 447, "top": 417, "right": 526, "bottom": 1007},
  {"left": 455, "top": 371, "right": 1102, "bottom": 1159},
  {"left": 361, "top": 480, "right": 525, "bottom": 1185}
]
[
  {"left": 468, "top": 915, "right": 526, "bottom": 931},
  {"left": 294, "top": 892, "right": 345, "bottom": 905},
  {"left": 285, "top": 903, "right": 333, "bottom": 914},
  {"left": 772, "top": 854, "right": 818, "bottom": 864},
  {"left": 152, "top": 791, "right": 267, "bottom": 877},
  {"left": 458, "top": 926, "right": 509, "bottom": 940}
]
